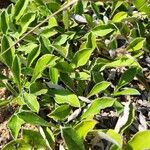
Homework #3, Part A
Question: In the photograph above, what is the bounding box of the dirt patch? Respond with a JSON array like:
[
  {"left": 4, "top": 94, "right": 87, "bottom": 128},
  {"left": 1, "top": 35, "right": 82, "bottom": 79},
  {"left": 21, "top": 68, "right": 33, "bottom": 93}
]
[
  {"left": 0, "top": 0, "right": 11, "bottom": 9},
  {"left": 0, "top": 121, "right": 11, "bottom": 149}
]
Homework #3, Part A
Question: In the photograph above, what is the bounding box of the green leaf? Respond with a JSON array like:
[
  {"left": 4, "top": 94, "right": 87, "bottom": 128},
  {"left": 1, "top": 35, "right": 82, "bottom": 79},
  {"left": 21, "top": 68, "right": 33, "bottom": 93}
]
[
  {"left": 2, "top": 139, "right": 32, "bottom": 150},
  {"left": 54, "top": 89, "right": 80, "bottom": 107},
  {"left": 46, "top": 2, "right": 60, "bottom": 13},
  {"left": 112, "top": 12, "right": 127, "bottom": 23},
  {"left": 71, "top": 72, "right": 90, "bottom": 81},
  {"left": 114, "top": 88, "right": 140, "bottom": 96},
  {"left": 0, "top": 10, "right": 9, "bottom": 34},
  {"left": 27, "top": 46, "right": 40, "bottom": 67},
  {"left": 63, "top": 10, "right": 69, "bottom": 30},
  {"left": 54, "top": 34, "right": 68, "bottom": 45},
  {"left": 40, "top": 36, "right": 52, "bottom": 54},
  {"left": 71, "top": 48, "right": 92, "bottom": 68},
  {"left": 75, "top": 120, "right": 96, "bottom": 139},
  {"left": 125, "top": 131, "right": 150, "bottom": 150},
  {"left": 17, "top": 111, "right": 50, "bottom": 126},
  {"left": 31, "top": 54, "right": 58, "bottom": 82},
  {"left": 87, "top": 81, "right": 111, "bottom": 98},
  {"left": 92, "top": 24, "right": 115, "bottom": 37},
  {"left": 4, "top": 82, "right": 18, "bottom": 96},
  {"left": 133, "top": 0, "right": 150, "bottom": 16},
  {"left": 23, "top": 92, "right": 40, "bottom": 113},
  {"left": 17, "top": 43, "right": 38, "bottom": 54},
  {"left": 40, "top": 28, "right": 57, "bottom": 38},
  {"left": 91, "top": 2, "right": 100, "bottom": 18},
  {"left": 12, "top": 55, "right": 21, "bottom": 88},
  {"left": 14, "top": 0, "right": 29, "bottom": 21},
  {"left": 115, "top": 68, "right": 138, "bottom": 91},
  {"left": 75, "top": 0, "right": 84, "bottom": 15},
  {"left": 60, "top": 72, "right": 75, "bottom": 91},
  {"left": 127, "top": 38, "right": 145, "bottom": 52},
  {"left": 48, "top": 105, "right": 71, "bottom": 121},
  {"left": 61, "top": 127, "right": 85, "bottom": 150},
  {"left": 50, "top": 44, "right": 69, "bottom": 58},
  {"left": 86, "top": 32, "right": 96, "bottom": 49},
  {"left": 81, "top": 97, "right": 115, "bottom": 119},
  {"left": 49, "top": 67, "right": 59, "bottom": 84},
  {"left": 91, "top": 129, "right": 123, "bottom": 148},
  {"left": 111, "top": 1, "right": 124, "bottom": 17},
  {"left": 39, "top": 127, "right": 55, "bottom": 150},
  {"left": 1, "top": 35, "right": 15, "bottom": 68},
  {"left": 71, "top": 32, "right": 96, "bottom": 68},
  {"left": 8, "top": 115, "right": 24, "bottom": 139},
  {"left": 137, "top": 21, "right": 145, "bottom": 37},
  {"left": 113, "top": 101, "right": 124, "bottom": 114},
  {"left": 115, "top": 102, "right": 135, "bottom": 133},
  {"left": 18, "top": 12, "right": 36, "bottom": 36},
  {"left": 55, "top": 61, "right": 73, "bottom": 73},
  {"left": 48, "top": 17, "right": 58, "bottom": 28},
  {"left": 7, "top": 4, "right": 15, "bottom": 15},
  {"left": 22, "top": 129, "right": 47, "bottom": 149},
  {"left": 29, "top": 82, "right": 48, "bottom": 96},
  {"left": 101, "top": 57, "right": 141, "bottom": 71}
]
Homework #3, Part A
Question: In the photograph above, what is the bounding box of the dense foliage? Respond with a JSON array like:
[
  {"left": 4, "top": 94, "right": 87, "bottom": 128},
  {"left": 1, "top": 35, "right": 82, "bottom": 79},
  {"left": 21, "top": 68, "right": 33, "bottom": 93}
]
[{"left": 0, "top": 0, "right": 150, "bottom": 149}]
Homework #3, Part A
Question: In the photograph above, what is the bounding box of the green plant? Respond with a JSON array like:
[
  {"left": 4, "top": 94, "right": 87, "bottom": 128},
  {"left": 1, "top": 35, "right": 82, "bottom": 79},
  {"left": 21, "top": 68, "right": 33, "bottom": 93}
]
[{"left": 0, "top": 0, "right": 150, "bottom": 149}]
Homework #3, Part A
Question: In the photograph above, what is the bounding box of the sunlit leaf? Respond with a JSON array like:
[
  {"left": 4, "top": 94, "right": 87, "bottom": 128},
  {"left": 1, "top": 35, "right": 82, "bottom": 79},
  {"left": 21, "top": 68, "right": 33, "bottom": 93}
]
[
  {"left": 23, "top": 92, "right": 40, "bottom": 113},
  {"left": 22, "top": 129, "right": 47, "bottom": 149},
  {"left": 31, "top": 54, "right": 58, "bottom": 82},
  {"left": 91, "top": 129, "right": 123, "bottom": 148},
  {"left": 71, "top": 32, "right": 96, "bottom": 68},
  {"left": 18, "top": 111, "right": 50, "bottom": 126},
  {"left": 101, "top": 57, "right": 141, "bottom": 71},
  {"left": 75, "top": 120, "right": 96, "bottom": 139},
  {"left": 114, "top": 88, "right": 140, "bottom": 96},
  {"left": 39, "top": 127, "right": 55, "bottom": 150},
  {"left": 115, "top": 68, "right": 138, "bottom": 91},
  {"left": 81, "top": 97, "right": 115, "bottom": 119},
  {"left": 12, "top": 55, "right": 21, "bottom": 88},
  {"left": 93, "top": 24, "right": 115, "bottom": 37},
  {"left": 125, "top": 131, "right": 150, "bottom": 150},
  {"left": 127, "top": 38, "right": 145, "bottom": 52},
  {"left": 1, "top": 35, "right": 15, "bottom": 68},
  {"left": 48, "top": 105, "right": 71, "bottom": 121},
  {"left": 8, "top": 115, "right": 24, "bottom": 139},
  {"left": 14, "top": 0, "right": 29, "bottom": 21},
  {"left": 27, "top": 46, "right": 40, "bottom": 67},
  {"left": 17, "top": 12, "right": 36, "bottom": 36},
  {"left": 0, "top": 10, "right": 9, "bottom": 34},
  {"left": 87, "top": 81, "right": 111, "bottom": 98},
  {"left": 2, "top": 139, "right": 32, "bottom": 150},
  {"left": 61, "top": 127, "right": 85, "bottom": 150},
  {"left": 112, "top": 12, "right": 127, "bottom": 23},
  {"left": 54, "top": 89, "right": 80, "bottom": 107},
  {"left": 133, "top": 0, "right": 150, "bottom": 16}
]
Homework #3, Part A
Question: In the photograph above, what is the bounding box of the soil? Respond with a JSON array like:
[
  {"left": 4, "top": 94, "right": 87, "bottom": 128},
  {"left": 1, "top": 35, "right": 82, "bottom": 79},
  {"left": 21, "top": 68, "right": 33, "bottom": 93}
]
[{"left": 0, "top": 0, "right": 11, "bottom": 9}]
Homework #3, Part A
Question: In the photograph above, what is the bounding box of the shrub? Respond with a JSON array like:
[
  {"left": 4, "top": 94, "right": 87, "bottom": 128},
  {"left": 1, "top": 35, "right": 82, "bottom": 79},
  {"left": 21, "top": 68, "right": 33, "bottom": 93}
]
[{"left": 0, "top": 0, "right": 150, "bottom": 149}]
